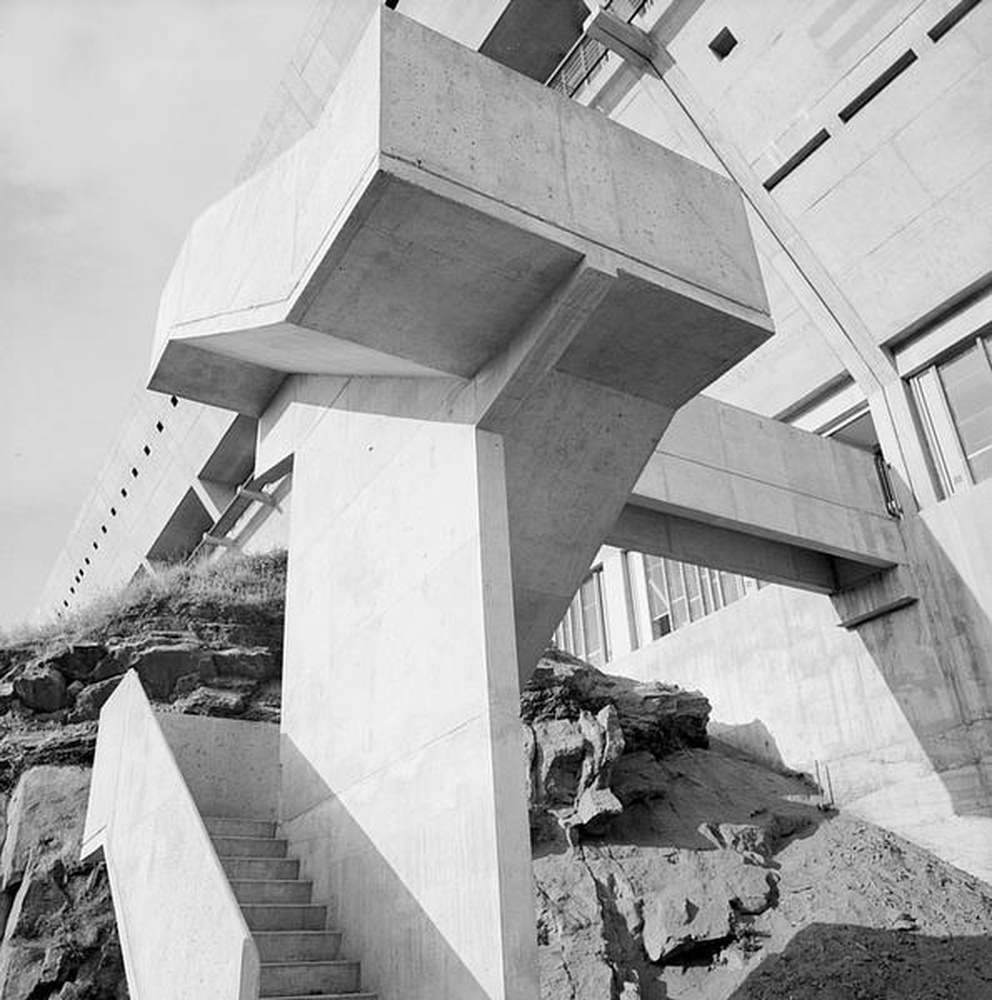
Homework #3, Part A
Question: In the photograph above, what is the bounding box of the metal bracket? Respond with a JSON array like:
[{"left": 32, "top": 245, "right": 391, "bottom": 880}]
[
  {"left": 584, "top": 8, "right": 672, "bottom": 78},
  {"left": 236, "top": 486, "right": 277, "bottom": 507}
]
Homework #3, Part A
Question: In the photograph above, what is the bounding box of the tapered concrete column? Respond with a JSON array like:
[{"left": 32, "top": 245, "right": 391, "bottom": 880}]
[{"left": 279, "top": 377, "right": 534, "bottom": 1000}]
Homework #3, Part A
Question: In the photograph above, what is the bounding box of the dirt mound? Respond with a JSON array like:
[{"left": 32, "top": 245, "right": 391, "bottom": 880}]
[{"left": 533, "top": 738, "right": 992, "bottom": 999}]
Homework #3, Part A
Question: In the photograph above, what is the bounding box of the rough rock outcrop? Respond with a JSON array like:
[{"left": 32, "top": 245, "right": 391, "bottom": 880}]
[
  {"left": 523, "top": 652, "right": 711, "bottom": 757},
  {"left": 524, "top": 654, "right": 709, "bottom": 841},
  {"left": 2, "top": 631, "right": 284, "bottom": 735},
  {"left": 0, "top": 767, "right": 126, "bottom": 1000},
  {"left": 525, "top": 659, "right": 809, "bottom": 996}
]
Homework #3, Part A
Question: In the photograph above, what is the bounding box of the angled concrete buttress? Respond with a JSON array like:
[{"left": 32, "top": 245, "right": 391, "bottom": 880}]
[{"left": 148, "top": 9, "right": 772, "bottom": 1000}]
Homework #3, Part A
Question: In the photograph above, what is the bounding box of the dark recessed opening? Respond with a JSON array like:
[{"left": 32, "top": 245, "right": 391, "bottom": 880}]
[
  {"left": 63, "top": 600, "right": 69, "bottom": 608},
  {"left": 156, "top": 421, "right": 164, "bottom": 432},
  {"left": 131, "top": 467, "right": 138, "bottom": 478},
  {"left": 928, "top": 0, "right": 981, "bottom": 42},
  {"left": 101, "top": 525, "right": 107, "bottom": 534},
  {"left": 84, "top": 558, "right": 90, "bottom": 565},
  {"left": 709, "top": 27, "right": 737, "bottom": 59},
  {"left": 143, "top": 445, "right": 151, "bottom": 456},
  {"left": 110, "top": 508, "right": 116, "bottom": 517},
  {"left": 763, "top": 128, "right": 831, "bottom": 191},
  {"left": 838, "top": 50, "right": 917, "bottom": 122},
  {"left": 70, "top": 586, "right": 75, "bottom": 594},
  {"left": 384, "top": 0, "right": 399, "bottom": 8},
  {"left": 170, "top": 396, "right": 179, "bottom": 407},
  {"left": 93, "top": 542, "right": 99, "bottom": 551},
  {"left": 121, "top": 488, "right": 128, "bottom": 498}
]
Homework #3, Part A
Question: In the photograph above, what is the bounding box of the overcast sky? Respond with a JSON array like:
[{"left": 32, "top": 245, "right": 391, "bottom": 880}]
[{"left": 0, "top": 0, "right": 313, "bottom": 628}]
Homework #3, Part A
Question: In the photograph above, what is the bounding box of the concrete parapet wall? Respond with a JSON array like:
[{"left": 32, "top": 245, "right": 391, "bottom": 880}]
[
  {"left": 82, "top": 672, "right": 261, "bottom": 999},
  {"left": 157, "top": 713, "right": 280, "bottom": 822}
]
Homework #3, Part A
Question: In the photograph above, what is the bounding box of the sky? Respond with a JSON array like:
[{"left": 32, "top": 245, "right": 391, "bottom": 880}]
[{"left": 0, "top": 0, "right": 314, "bottom": 629}]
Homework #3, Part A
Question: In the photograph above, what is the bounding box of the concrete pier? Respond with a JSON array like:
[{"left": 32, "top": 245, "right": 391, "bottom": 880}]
[{"left": 147, "top": 10, "right": 771, "bottom": 998}]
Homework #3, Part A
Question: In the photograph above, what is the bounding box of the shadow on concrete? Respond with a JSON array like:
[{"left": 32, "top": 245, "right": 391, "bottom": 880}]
[
  {"left": 727, "top": 922, "right": 992, "bottom": 999},
  {"left": 278, "top": 736, "right": 505, "bottom": 1000},
  {"left": 828, "top": 489, "right": 992, "bottom": 835},
  {"left": 707, "top": 720, "right": 789, "bottom": 772}
]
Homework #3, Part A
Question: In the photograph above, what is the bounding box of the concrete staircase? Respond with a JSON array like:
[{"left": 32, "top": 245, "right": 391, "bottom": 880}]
[{"left": 206, "top": 816, "right": 375, "bottom": 1000}]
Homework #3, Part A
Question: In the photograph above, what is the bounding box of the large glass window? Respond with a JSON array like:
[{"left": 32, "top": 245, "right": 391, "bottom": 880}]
[
  {"left": 621, "top": 550, "right": 640, "bottom": 651},
  {"left": 554, "top": 566, "right": 609, "bottom": 668},
  {"left": 578, "top": 570, "right": 608, "bottom": 667},
  {"left": 912, "top": 331, "right": 992, "bottom": 495},
  {"left": 553, "top": 555, "right": 764, "bottom": 665},
  {"left": 643, "top": 554, "right": 672, "bottom": 639},
  {"left": 939, "top": 340, "right": 992, "bottom": 484}
]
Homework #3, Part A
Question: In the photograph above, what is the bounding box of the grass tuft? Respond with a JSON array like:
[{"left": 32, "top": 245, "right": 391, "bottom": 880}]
[{"left": 1, "top": 550, "right": 287, "bottom": 657}]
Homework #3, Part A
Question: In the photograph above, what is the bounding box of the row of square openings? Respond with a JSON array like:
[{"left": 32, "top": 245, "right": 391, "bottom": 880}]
[
  {"left": 759, "top": 0, "right": 980, "bottom": 192},
  {"left": 62, "top": 396, "right": 179, "bottom": 609}
]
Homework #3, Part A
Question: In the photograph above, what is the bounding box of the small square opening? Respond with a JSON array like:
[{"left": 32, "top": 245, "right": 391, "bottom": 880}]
[{"left": 709, "top": 27, "right": 737, "bottom": 59}]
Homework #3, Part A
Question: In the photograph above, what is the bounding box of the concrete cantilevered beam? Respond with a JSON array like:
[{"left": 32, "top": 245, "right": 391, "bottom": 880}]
[{"left": 609, "top": 395, "right": 905, "bottom": 592}]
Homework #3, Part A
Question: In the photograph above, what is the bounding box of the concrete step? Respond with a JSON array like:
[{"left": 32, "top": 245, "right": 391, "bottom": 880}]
[
  {"left": 254, "top": 930, "right": 342, "bottom": 963},
  {"left": 222, "top": 856, "right": 300, "bottom": 881},
  {"left": 259, "top": 995, "right": 376, "bottom": 1000},
  {"left": 260, "top": 960, "right": 361, "bottom": 996},
  {"left": 232, "top": 879, "right": 313, "bottom": 905},
  {"left": 213, "top": 835, "right": 288, "bottom": 858},
  {"left": 204, "top": 816, "right": 277, "bottom": 839},
  {"left": 241, "top": 903, "right": 327, "bottom": 931}
]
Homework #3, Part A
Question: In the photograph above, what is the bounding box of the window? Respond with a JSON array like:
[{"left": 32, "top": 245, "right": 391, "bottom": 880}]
[
  {"left": 553, "top": 567, "right": 610, "bottom": 667},
  {"left": 763, "top": 129, "right": 831, "bottom": 191},
  {"left": 837, "top": 51, "right": 917, "bottom": 123},
  {"left": 578, "top": 570, "right": 609, "bottom": 667},
  {"left": 621, "top": 551, "right": 640, "bottom": 651},
  {"left": 643, "top": 554, "right": 672, "bottom": 639},
  {"left": 709, "top": 27, "right": 737, "bottom": 59},
  {"left": 554, "top": 554, "right": 764, "bottom": 663},
  {"left": 911, "top": 331, "right": 992, "bottom": 495},
  {"left": 928, "top": 0, "right": 981, "bottom": 42}
]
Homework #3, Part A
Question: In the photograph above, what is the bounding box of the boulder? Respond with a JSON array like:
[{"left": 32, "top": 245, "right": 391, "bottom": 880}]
[
  {"left": 48, "top": 644, "right": 107, "bottom": 683},
  {"left": 67, "top": 676, "right": 124, "bottom": 723},
  {"left": 0, "top": 784, "right": 125, "bottom": 1000},
  {"left": 527, "top": 706, "right": 625, "bottom": 839},
  {"left": 212, "top": 647, "right": 277, "bottom": 681},
  {"left": 641, "top": 891, "right": 732, "bottom": 964},
  {"left": 172, "top": 685, "right": 247, "bottom": 717},
  {"left": 1, "top": 766, "right": 91, "bottom": 891},
  {"left": 89, "top": 655, "right": 127, "bottom": 683},
  {"left": 3, "top": 857, "right": 68, "bottom": 941},
  {"left": 123, "top": 644, "right": 213, "bottom": 700},
  {"left": 524, "top": 654, "right": 710, "bottom": 757},
  {"left": 13, "top": 665, "right": 68, "bottom": 713},
  {"left": 611, "top": 751, "right": 669, "bottom": 807}
]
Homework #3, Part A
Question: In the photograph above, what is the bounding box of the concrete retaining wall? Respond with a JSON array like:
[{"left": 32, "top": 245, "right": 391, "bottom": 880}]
[{"left": 608, "top": 479, "right": 992, "bottom": 882}]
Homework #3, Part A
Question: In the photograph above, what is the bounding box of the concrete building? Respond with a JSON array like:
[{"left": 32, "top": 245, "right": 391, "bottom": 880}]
[{"left": 52, "top": 0, "right": 992, "bottom": 996}]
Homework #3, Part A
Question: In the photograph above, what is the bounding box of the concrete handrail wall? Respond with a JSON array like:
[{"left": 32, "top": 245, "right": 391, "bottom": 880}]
[{"left": 82, "top": 671, "right": 260, "bottom": 1000}]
